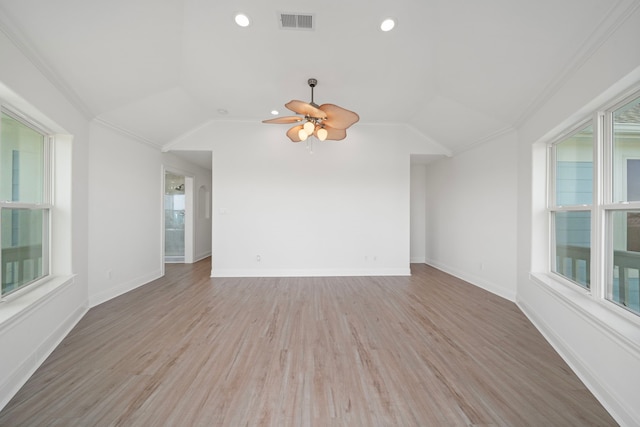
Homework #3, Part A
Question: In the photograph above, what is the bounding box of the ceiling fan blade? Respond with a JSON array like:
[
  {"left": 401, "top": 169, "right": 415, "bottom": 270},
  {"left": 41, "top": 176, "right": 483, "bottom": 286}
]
[
  {"left": 285, "top": 100, "right": 327, "bottom": 119},
  {"left": 262, "top": 116, "right": 302, "bottom": 124},
  {"left": 318, "top": 104, "right": 359, "bottom": 130},
  {"left": 321, "top": 125, "right": 347, "bottom": 141},
  {"left": 286, "top": 125, "right": 305, "bottom": 142}
]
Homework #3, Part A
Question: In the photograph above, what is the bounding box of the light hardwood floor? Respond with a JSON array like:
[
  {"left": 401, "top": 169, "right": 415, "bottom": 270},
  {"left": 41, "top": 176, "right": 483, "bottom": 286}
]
[{"left": 0, "top": 259, "right": 617, "bottom": 426}]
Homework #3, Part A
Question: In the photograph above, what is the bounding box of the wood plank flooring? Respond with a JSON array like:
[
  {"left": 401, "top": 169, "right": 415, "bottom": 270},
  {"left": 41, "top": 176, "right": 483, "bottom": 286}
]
[{"left": 0, "top": 259, "right": 617, "bottom": 426}]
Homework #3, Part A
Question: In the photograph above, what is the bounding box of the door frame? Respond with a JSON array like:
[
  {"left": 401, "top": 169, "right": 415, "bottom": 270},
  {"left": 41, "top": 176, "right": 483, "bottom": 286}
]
[{"left": 161, "top": 166, "right": 195, "bottom": 270}]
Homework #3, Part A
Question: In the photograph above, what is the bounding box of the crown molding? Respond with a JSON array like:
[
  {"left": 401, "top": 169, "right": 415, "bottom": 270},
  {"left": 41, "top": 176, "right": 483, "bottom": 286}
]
[
  {"left": 354, "top": 121, "right": 453, "bottom": 156},
  {"left": 92, "top": 117, "right": 161, "bottom": 150},
  {"left": 400, "top": 123, "right": 453, "bottom": 157},
  {"left": 0, "top": 6, "right": 94, "bottom": 120},
  {"left": 452, "top": 126, "right": 517, "bottom": 156},
  {"left": 513, "top": 0, "right": 640, "bottom": 129},
  {"left": 163, "top": 118, "right": 216, "bottom": 152}
]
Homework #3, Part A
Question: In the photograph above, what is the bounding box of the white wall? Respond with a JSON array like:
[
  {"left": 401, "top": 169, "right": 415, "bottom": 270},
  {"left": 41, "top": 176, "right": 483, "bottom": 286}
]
[
  {"left": 88, "top": 128, "right": 213, "bottom": 308},
  {"left": 162, "top": 152, "right": 212, "bottom": 262},
  {"left": 424, "top": 132, "right": 519, "bottom": 301},
  {"left": 517, "top": 7, "right": 640, "bottom": 426},
  {"left": 167, "top": 121, "right": 448, "bottom": 277},
  {"left": 87, "top": 123, "right": 164, "bottom": 306},
  {"left": 410, "top": 164, "right": 427, "bottom": 263},
  {"left": 0, "top": 29, "right": 90, "bottom": 410}
]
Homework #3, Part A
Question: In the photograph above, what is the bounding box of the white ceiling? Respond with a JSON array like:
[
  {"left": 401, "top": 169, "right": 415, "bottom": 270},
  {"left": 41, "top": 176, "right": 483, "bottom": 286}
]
[{"left": 0, "top": 0, "right": 637, "bottom": 157}]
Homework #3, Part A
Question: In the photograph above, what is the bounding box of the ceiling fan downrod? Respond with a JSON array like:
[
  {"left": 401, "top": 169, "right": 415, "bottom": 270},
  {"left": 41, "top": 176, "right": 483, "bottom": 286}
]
[{"left": 308, "top": 78, "right": 318, "bottom": 107}]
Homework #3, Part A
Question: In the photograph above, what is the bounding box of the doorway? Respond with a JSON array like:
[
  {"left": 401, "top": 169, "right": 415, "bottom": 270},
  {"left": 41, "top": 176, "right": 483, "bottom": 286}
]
[{"left": 164, "top": 171, "right": 194, "bottom": 263}]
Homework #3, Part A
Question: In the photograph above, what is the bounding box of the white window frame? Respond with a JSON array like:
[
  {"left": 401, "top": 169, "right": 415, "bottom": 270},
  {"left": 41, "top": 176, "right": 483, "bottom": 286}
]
[
  {"left": 0, "top": 105, "right": 53, "bottom": 300},
  {"left": 602, "top": 91, "right": 640, "bottom": 316},
  {"left": 548, "top": 119, "right": 595, "bottom": 291},
  {"left": 547, "top": 87, "right": 640, "bottom": 319}
]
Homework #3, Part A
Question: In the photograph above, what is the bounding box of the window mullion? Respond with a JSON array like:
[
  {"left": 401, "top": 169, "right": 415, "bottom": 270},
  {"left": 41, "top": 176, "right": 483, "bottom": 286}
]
[
  {"left": 548, "top": 144, "right": 557, "bottom": 274},
  {"left": 44, "top": 136, "right": 52, "bottom": 205},
  {"left": 549, "top": 205, "right": 592, "bottom": 212},
  {"left": 603, "top": 202, "right": 640, "bottom": 210},
  {"left": 592, "top": 111, "right": 606, "bottom": 299},
  {"left": 548, "top": 144, "right": 556, "bottom": 209}
]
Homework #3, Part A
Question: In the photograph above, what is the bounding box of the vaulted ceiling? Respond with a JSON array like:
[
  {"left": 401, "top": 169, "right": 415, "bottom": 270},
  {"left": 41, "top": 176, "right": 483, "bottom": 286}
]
[{"left": 0, "top": 0, "right": 637, "bottom": 155}]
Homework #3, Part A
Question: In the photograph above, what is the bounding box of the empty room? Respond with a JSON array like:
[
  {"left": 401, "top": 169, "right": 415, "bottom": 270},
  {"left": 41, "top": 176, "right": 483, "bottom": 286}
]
[{"left": 0, "top": 0, "right": 639, "bottom": 425}]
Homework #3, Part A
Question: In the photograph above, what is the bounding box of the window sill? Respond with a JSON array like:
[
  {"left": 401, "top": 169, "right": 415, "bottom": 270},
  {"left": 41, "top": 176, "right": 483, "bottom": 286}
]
[
  {"left": 529, "top": 272, "right": 640, "bottom": 355},
  {"left": 0, "top": 275, "right": 76, "bottom": 332}
]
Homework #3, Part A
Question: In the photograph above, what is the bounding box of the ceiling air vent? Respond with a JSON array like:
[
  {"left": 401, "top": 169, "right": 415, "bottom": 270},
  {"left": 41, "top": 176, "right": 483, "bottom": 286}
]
[{"left": 279, "top": 13, "right": 314, "bottom": 30}]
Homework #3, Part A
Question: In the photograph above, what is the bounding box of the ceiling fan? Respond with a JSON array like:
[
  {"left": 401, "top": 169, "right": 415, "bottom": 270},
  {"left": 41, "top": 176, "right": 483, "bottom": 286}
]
[{"left": 262, "top": 78, "right": 359, "bottom": 143}]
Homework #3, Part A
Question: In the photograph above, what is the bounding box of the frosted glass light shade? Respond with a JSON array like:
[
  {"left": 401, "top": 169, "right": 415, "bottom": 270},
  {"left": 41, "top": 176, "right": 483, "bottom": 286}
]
[
  {"left": 317, "top": 128, "right": 328, "bottom": 141},
  {"left": 298, "top": 129, "right": 308, "bottom": 141},
  {"left": 303, "top": 121, "right": 315, "bottom": 135}
]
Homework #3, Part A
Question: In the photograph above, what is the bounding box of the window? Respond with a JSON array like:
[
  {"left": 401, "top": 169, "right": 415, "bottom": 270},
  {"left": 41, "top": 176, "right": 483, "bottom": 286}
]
[
  {"left": 550, "top": 123, "right": 593, "bottom": 289},
  {"left": 548, "top": 91, "right": 640, "bottom": 316},
  {"left": 0, "top": 109, "right": 51, "bottom": 297},
  {"left": 607, "top": 94, "right": 640, "bottom": 313}
]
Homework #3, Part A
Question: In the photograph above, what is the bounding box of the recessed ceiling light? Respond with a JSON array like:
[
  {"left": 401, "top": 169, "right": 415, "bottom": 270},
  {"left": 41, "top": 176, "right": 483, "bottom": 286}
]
[
  {"left": 380, "top": 18, "right": 395, "bottom": 32},
  {"left": 235, "top": 13, "right": 250, "bottom": 27},
  {"left": 217, "top": 108, "right": 228, "bottom": 115},
  {"left": 271, "top": 110, "right": 279, "bottom": 115}
]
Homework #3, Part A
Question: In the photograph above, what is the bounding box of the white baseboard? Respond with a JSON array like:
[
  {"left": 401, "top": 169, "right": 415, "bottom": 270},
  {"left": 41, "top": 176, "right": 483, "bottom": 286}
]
[
  {"left": 518, "top": 298, "right": 638, "bottom": 427},
  {"left": 0, "top": 302, "right": 87, "bottom": 412},
  {"left": 211, "top": 267, "right": 411, "bottom": 278},
  {"left": 410, "top": 257, "right": 426, "bottom": 263},
  {"left": 194, "top": 252, "right": 211, "bottom": 263},
  {"left": 424, "top": 258, "right": 516, "bottom": 301},
  {"left": 89, "top": 270, "right": 163, "bottom": 307}
]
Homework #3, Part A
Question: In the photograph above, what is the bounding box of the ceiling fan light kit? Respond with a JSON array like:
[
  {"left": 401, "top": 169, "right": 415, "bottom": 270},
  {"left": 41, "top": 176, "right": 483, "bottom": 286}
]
[{"left": 262, "top": 78, "right": 359, "bottom": 152}]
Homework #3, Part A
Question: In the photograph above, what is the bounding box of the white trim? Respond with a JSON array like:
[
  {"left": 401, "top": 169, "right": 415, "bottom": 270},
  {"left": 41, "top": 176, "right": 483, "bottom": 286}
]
[
  {"left": 92, "top": 118, "right": 161, "bottom": 150},
  {"left": 0, "top": 280, "right": 87, "bottom": 412},
  {"left": 410, "top": 257, "right": 426, "bottom": 264},
  {"left": 0, "top": 202, "right": 51, "bottom": 209},
  {"left": 518, "top": 290, "right": 639, "bottom": 427},
  {"left": 0, "top": 108, "right": 55, "bottom": 298},
  {"left": 162, "top": 167, "right": 196, "bottom": 265},
  {"left": 452, "top": 126, "right": 516, "bottom": 156},
  {"left": 603, "top": 201, "right": 640, "bottom": 210},
  {"left": 594, "top": 111, "right": 607, "bottom": 302},
  {"left": 163, "top": 119, "right": 215, "bottom": 151},
  {"left": 513, "top": 0, "right": 640, "bottom": 129},
  {"left": 400, "top": 123, "right": 452, "bottom": 157},
  {"left": 194, "top": 251, "right": 212, "bottom": 263},
  {"left": 164, "top": 121, "right": 454, "bottom": 157},
  {"left": 545, "top": 87, "right": 640, "bottom": 318},
  {"left": 0, "top": 275, "right": 75, "bottom": 329},
  {"left": 211, "top": 267, "right": 411, "bottom": 278},
  {"left": 1, "top": 104, "right": 53, "bottom": 135},
  {"left": 549, "top": 205, "right": 593, "bottom": 212},
  {"left": 88, "top": 270, "right": 162, "bottom": 308},
  {"left": 0, "top": 303, "right": 86, "bottom": 411},
  {"left": 425, "top": 258, "right": 516, "bottom": 302},
  {"left": 0, "top": 11, "right": 93, "bottom": 119},
  {"left": 529, "top": 272, "right": 640, "bottom": 354}
]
